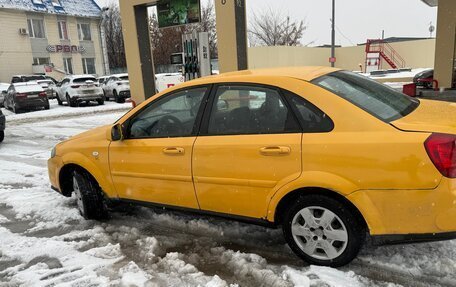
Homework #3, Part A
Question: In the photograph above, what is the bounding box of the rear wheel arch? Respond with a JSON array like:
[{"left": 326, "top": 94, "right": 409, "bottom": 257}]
[{"left": 273, "top": 187, "right": 367, "bottom": 229}]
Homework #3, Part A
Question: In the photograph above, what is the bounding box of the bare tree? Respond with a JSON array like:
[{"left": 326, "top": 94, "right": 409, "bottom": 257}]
[
  {"left": 102, "top": 3, "right": 126, "bottom": 71},
  {"left": 149, "top": 14, "right": 185, "bottom": 65},
  {"left": 249, "top": 9, "right": 306, "bottom": 47}
]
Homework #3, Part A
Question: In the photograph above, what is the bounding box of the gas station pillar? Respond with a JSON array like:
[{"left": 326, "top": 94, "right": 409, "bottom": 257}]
[
  {"left": 214, "top": 0, "right": 248, "bottom": 73},
  {"left": 434, "top": 0, "right": 456, "bottom": 89}
]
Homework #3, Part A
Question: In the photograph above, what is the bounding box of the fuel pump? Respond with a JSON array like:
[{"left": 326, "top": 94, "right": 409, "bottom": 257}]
[{"left": 182, "top": 31, "right": 211, "bottom": 81}]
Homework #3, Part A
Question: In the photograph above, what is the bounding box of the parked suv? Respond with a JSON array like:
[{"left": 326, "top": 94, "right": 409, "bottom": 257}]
[
  {"left": 55, "top": 75, "right": 104, "bottom": 107},
  {"left": 36, "top": 79, "right": 57, "bottom": 99},
  {"left": 103, "top": 73, "right": 130, "bottom": 103},
  {"left": 3, "top": 82, "right": 49, "bottom": 113},
  {"left": 0, "top": 108, "right": 4, "bottom": 143}
]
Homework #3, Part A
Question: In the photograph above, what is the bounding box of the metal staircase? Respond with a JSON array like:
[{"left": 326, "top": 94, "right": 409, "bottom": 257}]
[{"left": 365, "top": 39, "right": 406, "bottom": 69}]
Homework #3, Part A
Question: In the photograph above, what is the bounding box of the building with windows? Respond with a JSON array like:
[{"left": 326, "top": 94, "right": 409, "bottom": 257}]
[{"left": 0, "top": 0, "right": 108, "bottom": 82}]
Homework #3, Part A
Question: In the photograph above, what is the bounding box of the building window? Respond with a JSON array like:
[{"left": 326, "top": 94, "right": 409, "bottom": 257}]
[
  {"left": 77, "top": 23, "right": 91, "bottom": 41},
  {"left": 63, "top": 58, "right": 73, "bottom": 74},
  {"left": 31, "top": 0, "right": 44, "bottom": 4},
  {"left": 58, "top": 21, "right": 68, "bottom": 40},
  {"left": 82, "top": 58, "right": 96, "bottom": 74},
  {"left": 33, "top": 57, "right": 50, "bottom": 65},
  {"left": 51, "top": 0, "right": 62, "bottom": 7},
  {"left": 27, "top": 19, "right": 46, "bottom": 38}
]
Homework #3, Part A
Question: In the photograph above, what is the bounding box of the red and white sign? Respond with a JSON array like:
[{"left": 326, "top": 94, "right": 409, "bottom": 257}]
[
  {"left": 329, "top": 57, "right": 337, "bottom": 63},
  {"left": 46, "top": 45, "right": 85, "bottom": 54}
]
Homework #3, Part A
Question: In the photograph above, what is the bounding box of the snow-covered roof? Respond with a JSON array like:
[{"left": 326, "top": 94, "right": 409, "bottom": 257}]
[{"left": 0, "top": 0, "right": 101, "bottom": 18}]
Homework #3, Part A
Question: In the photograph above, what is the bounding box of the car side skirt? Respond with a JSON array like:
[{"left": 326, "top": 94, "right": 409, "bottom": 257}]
[
  {"left": 113, "top": 198, "right": 276, "bottom": 228},
  {"left": 371, "top": 232, "right": 456, "bottom": 245}
]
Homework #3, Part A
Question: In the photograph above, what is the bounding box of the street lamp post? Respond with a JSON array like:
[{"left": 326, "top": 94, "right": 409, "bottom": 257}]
[{"left": 331, "top": 0, "right": 335, "bottom": 67}]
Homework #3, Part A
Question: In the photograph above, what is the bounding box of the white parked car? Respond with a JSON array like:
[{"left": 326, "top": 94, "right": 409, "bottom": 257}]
[
  {"left": 36, "top": 79, "right": 56, "bottom": 99},
  {"left": 55, "top": 75, "right": 104, "bottom": 107},
  {"left": 103, "top": 73, "right": 130, "bottom": 103},
  {"left": 0, "top": 82, "right": 9, "bottom": 105},
  {"left": 155, "top": 73, "right": 185, "bottom": 92},
  {"left": 97, "top": 76, "right": 109, "bottom": 87}
]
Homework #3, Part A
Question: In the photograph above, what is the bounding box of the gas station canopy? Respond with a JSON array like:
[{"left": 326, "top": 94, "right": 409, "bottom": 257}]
[{"left": 421, "top": 0, "right": 438, "bottom": 7}]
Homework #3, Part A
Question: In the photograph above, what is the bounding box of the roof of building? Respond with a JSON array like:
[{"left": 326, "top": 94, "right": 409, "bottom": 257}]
[{"left": 0, "top": 0, "right": 101, "bottom": 18}]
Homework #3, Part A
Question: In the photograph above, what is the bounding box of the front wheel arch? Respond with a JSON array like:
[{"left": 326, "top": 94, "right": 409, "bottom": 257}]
[
  {"left": 274, "top": 187, "right": 367, "bottom": 230},
  {"left": 59, "top": 164, "right": 101, "bottom": 197}
]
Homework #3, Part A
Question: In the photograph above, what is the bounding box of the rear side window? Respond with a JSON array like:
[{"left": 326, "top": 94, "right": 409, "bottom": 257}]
[
  {"left": 207, "top": 86, "right": 300, "bottom": 135},
  {"left": 312, "top": 71, "right": 419, "bottom": 122},
  {"left": 286, "top": 92, "right": 334, "bottom": 133}
]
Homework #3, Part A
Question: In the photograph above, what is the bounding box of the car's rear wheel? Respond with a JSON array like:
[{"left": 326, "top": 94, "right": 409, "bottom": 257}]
[
  {"left": 72, "top": 170, "right": 108, "bottom": 220},
  {"left": 282, "top": 194, "right": 365, "bottom": 267},
  {"left": 0, "top": 131, "right": 4, "bottom": 143},
  {"left": 66, "top": 94, "right": 76, "bottom": 107},
  {"left": 12, "top": 101, "right": 21, "bottom": 114},
  {"left": 97, "top": 98, "right": 104, "bottom": 105}
]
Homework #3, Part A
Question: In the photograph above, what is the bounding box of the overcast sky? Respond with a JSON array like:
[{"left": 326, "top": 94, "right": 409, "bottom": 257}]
[{"left": 97, "top": 0, "right": 438, "bottom": 47}]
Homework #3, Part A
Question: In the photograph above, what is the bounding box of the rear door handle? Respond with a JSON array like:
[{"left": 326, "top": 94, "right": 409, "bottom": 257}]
[
  {"left": 260, "top": 146, "right": 291, "bottom": 156},
  {"left": 163, "top": 147, "right": 185, "bottom": 155}
]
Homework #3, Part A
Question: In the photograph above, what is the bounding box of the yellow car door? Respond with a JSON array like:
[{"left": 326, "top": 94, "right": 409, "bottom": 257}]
[
  {"left": 109, "top": 87, "right": 209, "bottom": 208},
  {"left": 192, "top": 85, "right": 303, "bottom": 219}
]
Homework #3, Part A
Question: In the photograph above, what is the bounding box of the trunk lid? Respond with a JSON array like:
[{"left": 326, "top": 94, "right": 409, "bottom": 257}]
[{"left": 391, "top": 99, "right": 456, "bottom": 134}]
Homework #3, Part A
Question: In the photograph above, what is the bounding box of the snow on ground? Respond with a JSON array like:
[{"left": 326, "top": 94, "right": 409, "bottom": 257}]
[{"left": 0, "top": 101, "right": 455, "bottom": 286}]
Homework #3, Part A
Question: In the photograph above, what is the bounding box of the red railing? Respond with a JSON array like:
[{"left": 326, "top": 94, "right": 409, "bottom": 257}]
[{"left": 366, "top": 39, "right": 406, "bottom": 69}]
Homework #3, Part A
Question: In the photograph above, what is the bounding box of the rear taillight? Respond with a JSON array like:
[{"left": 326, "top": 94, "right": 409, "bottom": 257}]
[
  {"left": 15, "top": 93, "right": 27, "bottom": 97},
  {"left": 425, "top": 133, "right": 456, "bottom": 178},
  {"left": 117, "top": 82, "right": 123, "bottom": 86},
  {"left": 39, "top": 92, "right": 46, "bottom": 97},
  {"left": 71, "top": 85, "right": 80, "bottom": 89}
]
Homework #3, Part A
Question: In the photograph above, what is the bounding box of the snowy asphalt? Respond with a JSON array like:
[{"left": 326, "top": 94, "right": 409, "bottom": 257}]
[{"left": 0, "top": 100, "right": 455, "bottom": 286}]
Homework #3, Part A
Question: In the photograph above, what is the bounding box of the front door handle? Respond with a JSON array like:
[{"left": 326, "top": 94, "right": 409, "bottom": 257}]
[
  {"left": 163, "top": 147, "right": 185, "bottom": 155},
  {"left": 259, "top": 146, "right": 291, "bottom": 156}
]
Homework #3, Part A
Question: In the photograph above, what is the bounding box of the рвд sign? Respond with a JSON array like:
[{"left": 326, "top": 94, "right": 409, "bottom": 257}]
[{"left": 46, "top": 45, "right": 85, "bottom": 53}]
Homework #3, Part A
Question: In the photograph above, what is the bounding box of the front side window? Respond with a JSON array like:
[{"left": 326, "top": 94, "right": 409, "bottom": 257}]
[
  {"left": 312, "top": 71, "right": 419, "bottom": 122},
  {"left": 58, "top": 21, "right": 68, "bottom": 40},
  {"left": 27, "top": 18, "right": 46, "bottom": 38},
  {"left": 63, "top": 58, "right": 73, "bottom": 74},
  {"left": 82, "top": 58, "right": 96, "bottom": 74},
  {"left": 128, "top": 88, "right": 207, "bottom": 139},
  {"left": 77, "top": 23, "right": 91, "bottom": 41},
  {"left": 207, "top": 86, "right": 300, "bottom": 135}
]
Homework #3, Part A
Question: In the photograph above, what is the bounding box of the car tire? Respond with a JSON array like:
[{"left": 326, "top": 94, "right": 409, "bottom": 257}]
[
  {"left": 66, "top": 94, "right": 76, "bottom": 107},
  {"left": 103, "top": 90, "right": 108, "bottom": 101},
  {"left": 0, "top": 131, "right": 4, "bottom": 143},
  {"left": 12, "top": 101, "right": 21, "bottom": 114},
  {"left": 97, "top": 98, "right": 104, "bottom": 105},
  {"left": 282, "top": 194, "right": 365, "bottom": 267},
  {"left": 72, "top": 169, "right": 108, "bottom": 220},
  {"left": 44, "top": 100, "right": 50, "bottom": 110},
  {"left": 56, "top": 94, "right": 63, "bottom": 106}
]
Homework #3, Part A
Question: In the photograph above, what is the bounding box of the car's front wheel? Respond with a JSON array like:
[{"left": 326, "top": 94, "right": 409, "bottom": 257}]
[
  {"left": 0, "top": 131, "right": 4, "bottom": 143},
  {"left": 72, "top": 170, "right": 108, "bottom": 220},
  {"left": 66, "top": 94, "right": 76, "bottom": 107},
  {"left": 282, "top": 194, "right": 365, "bottom": 267},
  {"left": 56, "top": 94, "right": 63, "bottom": 105}
]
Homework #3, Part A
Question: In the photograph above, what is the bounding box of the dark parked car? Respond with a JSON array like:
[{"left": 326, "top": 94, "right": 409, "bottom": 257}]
[
  {"left": 11, "top": 74, "right": 47, "bottom": 84},
  {"left": 0, "top": 108, "right": 4, "bottom": 142},
  {"left": 413, "top": 69, "right": 456, "bottom": 89},
  {"left": 3, "top": 82, "right": 49, "bottom": 113}
]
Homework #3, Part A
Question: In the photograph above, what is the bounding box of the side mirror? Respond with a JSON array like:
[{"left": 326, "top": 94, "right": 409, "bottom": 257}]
[
  {"left": 56, "top": 82, "right": 62, "bottom": 87},
  {"left": 111, "top": 124, "right": 125, "bottom": 141}
]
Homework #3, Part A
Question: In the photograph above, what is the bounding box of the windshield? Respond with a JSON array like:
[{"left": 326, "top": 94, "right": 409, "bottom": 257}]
[{"left": 312, "top": 71, "right": 419, "bottom": 122}]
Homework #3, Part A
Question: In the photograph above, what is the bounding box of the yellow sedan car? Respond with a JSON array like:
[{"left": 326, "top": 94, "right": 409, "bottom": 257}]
[{"left": 48, "top": 67, "right": 456, "bottom": 267}]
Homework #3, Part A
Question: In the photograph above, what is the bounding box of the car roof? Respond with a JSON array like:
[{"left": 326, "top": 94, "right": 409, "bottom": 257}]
[
  {"left": 110, "top": 73, "right": 128, "bottom": 77},
  {"left": 186, "top": 66, "right": 340, "bottom": 86}
]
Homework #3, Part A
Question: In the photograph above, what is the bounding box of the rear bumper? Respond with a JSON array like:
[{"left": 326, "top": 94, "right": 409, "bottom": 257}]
[
  {"left": 0, "top": 114, "right": 5, "bottom": 131},
  {"left": 16, "top": 98, "right": 48, "bottom": 109},
  {"left": 72, "top": 93, "right": 104, "bottom": 102},
  {"left": 348, "top": 177, "right": 456, "bottom": 236}
]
